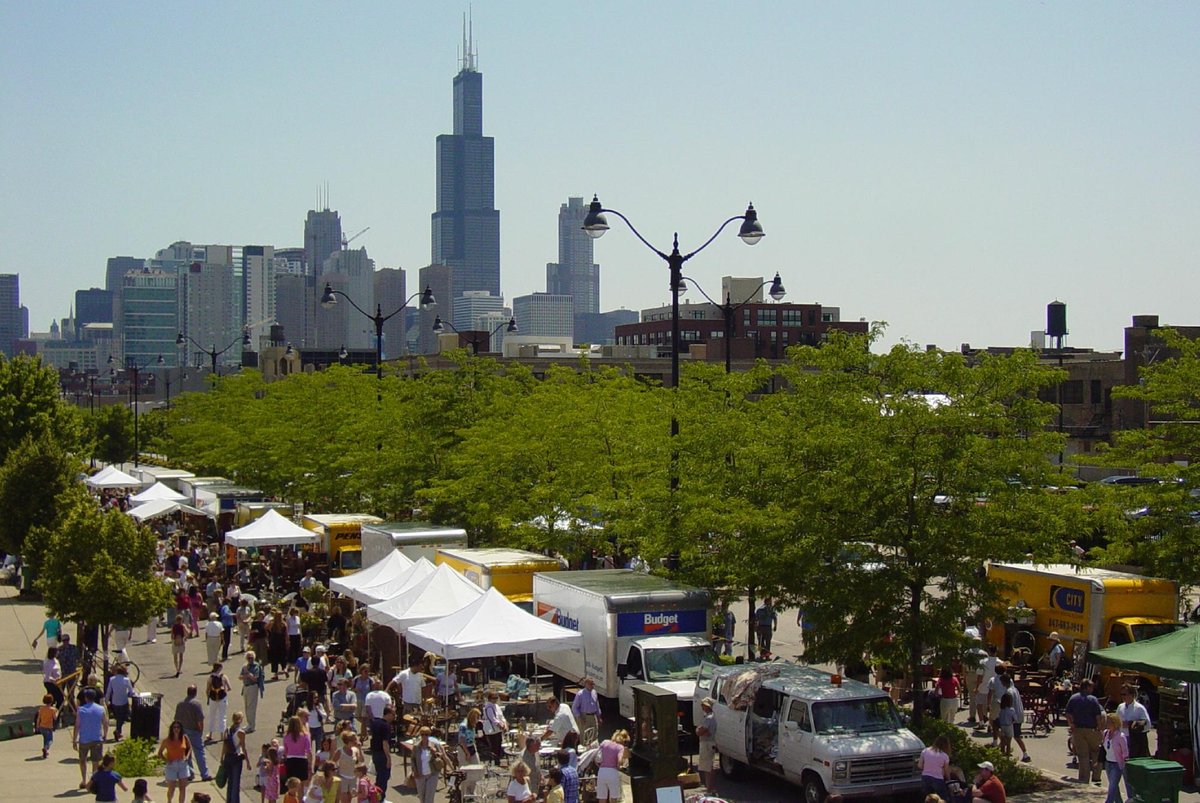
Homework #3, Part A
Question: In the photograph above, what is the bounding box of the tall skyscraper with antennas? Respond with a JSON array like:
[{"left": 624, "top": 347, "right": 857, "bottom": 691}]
[{"left": 431, "top": 16, "right": 500, "bottom": 297}]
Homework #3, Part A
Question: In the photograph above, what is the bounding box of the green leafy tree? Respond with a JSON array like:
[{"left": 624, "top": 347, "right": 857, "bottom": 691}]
[
  {"left": 0, "top": 354, "right": 86, "bottom": 462},
  {"left": 91, "top": 403, "right": 136, "bottom": 465},
  {"left": 1099, "top": 329, "right": 1200, "bottom": 586},
  {"left": 420, "top": 363, "right": 667, "bottom": 560},
  {"left": 768, "top": 331, "right": 1087, "bottom": 724},
  {"left": 34, "top": 495, "right": 169, "bottom": 667},
  {"left": 0, "top": 435, "right": 84, "bottom": 557}
]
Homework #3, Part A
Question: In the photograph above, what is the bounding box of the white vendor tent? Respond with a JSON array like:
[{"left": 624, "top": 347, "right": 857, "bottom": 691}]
[
  {"left": 128, "top": 498, "right": 206, "bottom": 522},
  {"left": 130, "top": 482, "right": 189, "bottom": 503},
  {"left": 329, "top": 550, "right": 414, "bottom": 599},
  {"left": 406, "top": 586, "right": 584, "bottom": 660},
  {"left": 224, "top": 509, "right": 320, "bottom": 548},
  {"left": 85, "top": 465, "right": 143, "bottom": 489},
  {"left": 366, "top": 563, "right": 483, "bottom": 632},
  {"left": 350, "top": 557, "right": 436, "bottom": 606}
]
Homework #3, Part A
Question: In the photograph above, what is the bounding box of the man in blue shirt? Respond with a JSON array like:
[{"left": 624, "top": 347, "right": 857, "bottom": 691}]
[
  {"left": 755, "top": 597, "right": 778, "bottom": 656},
  {"left": 72, "top": 688, "right": 108, "bottom": 788},
  {"left": 557, "top": 750, "right": 580, "bottom": 803},
  {"left": 571, "top": 677, "right": 602, "bottom": 740},
  {"left": 219, "top": 598, "right": 236, "bottom": 661},
  {"left": 1064, "top": 679, "right": 1104, "bottom": 784}
]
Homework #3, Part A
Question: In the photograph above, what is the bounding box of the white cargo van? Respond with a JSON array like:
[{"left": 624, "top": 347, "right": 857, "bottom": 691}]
[{"left": 694, "top": 661, "right": 924, "bottom": 803}]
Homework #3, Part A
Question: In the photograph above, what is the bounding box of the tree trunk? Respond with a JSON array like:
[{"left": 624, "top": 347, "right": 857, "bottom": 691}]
[{"left": 908, "top": 582, "right": 924, "bottom": 727}]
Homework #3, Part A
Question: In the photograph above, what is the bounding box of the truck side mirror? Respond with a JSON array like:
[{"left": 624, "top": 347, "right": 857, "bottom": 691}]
[{"left": 617, "top": 664, "right": 627, "bottom": 679}]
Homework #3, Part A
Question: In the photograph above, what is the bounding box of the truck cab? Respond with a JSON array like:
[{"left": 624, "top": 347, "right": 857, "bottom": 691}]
[
  {"left": 617, "top": 635, "right": 717, "bottom": 727},
  {"left": 694, "top": 661, "right": 923, "bottom": 803}
]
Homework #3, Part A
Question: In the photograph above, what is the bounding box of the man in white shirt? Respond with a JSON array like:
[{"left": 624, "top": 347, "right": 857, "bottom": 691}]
[
  {"left": 974, "top": 644, "right": 1000, "bottom": 730},
  {"left": 542, "top": 696, "right": 579, "bottom": 745},
  {"left": 391, "top": 661, "right": 426, "bottom": 715},
  {"left": 1117, "top": 684, "right": 1152, "bottom": 761},
  {"left": 298, "top": 569, "right": 317, "bottom": 590},
  {"left": 364, "top": 678, "right": 393, "bottom": 721}
]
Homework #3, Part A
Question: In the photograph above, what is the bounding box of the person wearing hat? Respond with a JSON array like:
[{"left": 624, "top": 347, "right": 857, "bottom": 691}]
[
  {"left": 1046, "top": 632, "right": 1066, "bottom": 673},
  {"left": 696, "top": 697, "right": 718, "bottom": 793},
  {"left": 204, "top": 612, "right": 224, "bottom": 666},
  {"left": 970, "top": 761, "right": 1006, "bottom": 803}
]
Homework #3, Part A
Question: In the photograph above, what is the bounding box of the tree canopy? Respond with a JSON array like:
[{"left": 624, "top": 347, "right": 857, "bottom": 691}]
[{"left": 0, "top": 354, "right": 85, "bottom": 463}]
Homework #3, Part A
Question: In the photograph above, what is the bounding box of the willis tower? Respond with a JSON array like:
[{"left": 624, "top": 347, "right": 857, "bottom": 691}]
[{"left": 431, "top": 19, "right": 500, "bottom": 297}]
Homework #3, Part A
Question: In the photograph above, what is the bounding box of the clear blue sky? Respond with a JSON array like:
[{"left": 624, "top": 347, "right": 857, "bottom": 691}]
[{"left": 3, "top": 1, "right": 1197, "bottom": 351}]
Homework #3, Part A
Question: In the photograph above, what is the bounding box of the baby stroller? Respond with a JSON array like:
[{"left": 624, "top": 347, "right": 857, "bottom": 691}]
[{"left": 276, "top": 683, "right": 303, "bottom": 735}]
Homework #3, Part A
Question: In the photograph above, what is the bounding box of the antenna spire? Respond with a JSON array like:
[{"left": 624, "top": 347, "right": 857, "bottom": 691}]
[{"left": 460, "top": 7, "right": 477, "bottom": 72}]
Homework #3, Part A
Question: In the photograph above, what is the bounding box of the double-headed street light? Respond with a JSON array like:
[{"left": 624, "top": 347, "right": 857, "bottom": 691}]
[
  {"left": 432, "top": 315, "right": 518, "bottom": 355},
  {"left": 320, "top": 284, "right": 436, "bottom": 381},
  {"left": 108, "top": 354, "right": 163, "bottom": 467},
  {"left": 176, "top": 330, "right": 250, "bottom": 379},
  {"left": 679, "top": 273, "right": 786, "bottom": 373},
  {"left": 582, "top": 195, "right": 763, "bottom": 390}
]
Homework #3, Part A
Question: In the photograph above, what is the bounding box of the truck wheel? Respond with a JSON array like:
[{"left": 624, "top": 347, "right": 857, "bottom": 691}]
[
  {"left": 719, "top": 751, "right": 742, "bottom": 780},
  {"left": 801, "top": 772, "right": 826, "bottom": 803}
]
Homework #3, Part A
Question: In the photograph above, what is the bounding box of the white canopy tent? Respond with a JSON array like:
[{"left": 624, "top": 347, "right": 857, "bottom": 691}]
[
  {"left": 128, "top": 498, "right": 206, "bottom": 522},
  {"left": 223, "top": 509, "right": 320, "bottom": 548},
  {"left": 329, "top": 550, "right": 414, "bottom": 599},
  {"left": 129, "top": 481, "right": 189, "bottom": 503},
  {"left": 366, "top": 563, "right": 484, "bottom": 632},
  {"left": 85, "top": 465, "right": 143, "bottom": 489},
  {"left": 406, "top": 587, "right": 583, "bottom": 660},
  {"left": 350, "top": 557, "right": 436, "bottom": 606}
]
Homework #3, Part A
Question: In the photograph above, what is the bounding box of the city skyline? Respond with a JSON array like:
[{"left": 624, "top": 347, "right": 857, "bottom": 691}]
[{"left": 2, "top": 3, "right": 1198, "bottom": 353}]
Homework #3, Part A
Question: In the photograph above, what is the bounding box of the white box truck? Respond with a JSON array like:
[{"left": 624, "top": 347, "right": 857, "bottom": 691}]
[
  {"left": 694, "top": 661, "right": 924, "bottom": 802},
  {"left": 533, "top": 570, "right": 716, "bottom": 727},
  {"left": 360, "top": 522, "right": 468, "bottom": 568}
]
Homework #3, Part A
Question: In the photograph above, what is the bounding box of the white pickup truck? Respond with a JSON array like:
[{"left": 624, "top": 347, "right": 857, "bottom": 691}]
[{"left": 694, "top": 661, "right": 924, "bottom": 802}]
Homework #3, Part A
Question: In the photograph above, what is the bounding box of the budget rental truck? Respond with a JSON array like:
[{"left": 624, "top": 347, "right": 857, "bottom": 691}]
[
  {"left": 301, "top": 513, "right": 384, "bottom": 577},
  {"left": 987, "top": 563, "right": 1181, "bottom": 688},
  {"left": 533, "top": 569, "right": 716, "bottom": 727}
]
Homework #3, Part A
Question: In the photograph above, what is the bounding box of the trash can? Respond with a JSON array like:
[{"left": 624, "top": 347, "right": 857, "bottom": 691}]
[
  {"left": 129, "top": 692, "right": 162, "bottom": 741},
  {"left": 1125, "top": 757, "right": 1185, "bottom": 803}
]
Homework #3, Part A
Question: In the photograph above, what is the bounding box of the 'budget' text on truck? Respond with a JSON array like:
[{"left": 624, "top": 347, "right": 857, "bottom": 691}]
[{"left": 533, "top": 570, "right": 716, "bottom": 729}]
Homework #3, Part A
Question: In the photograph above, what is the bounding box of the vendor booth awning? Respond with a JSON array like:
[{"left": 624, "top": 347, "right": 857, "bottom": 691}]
[
  {"left": 85, "top": 465, "right": 143, "bottom": 489},
  {"left": 329, "top": 550, "right": 414, "bottom": 599},
  {"left": 366, "top": 563, "right": 483, "bottom": 632},
  {"left": 130, "top": 481, "right": 189, "bottom": 503},
  {"left": 1090, "top": 625, "right": 1200, "bottom": 777},
  {"left": 128, "top": 498, "right": 206, "bottom": 522},
  {"left": 349, "top": 557, "right": 435, "bottom": 606},
  {"left": 223, "top": 509, "right": 320, "bottom": 548},
  {"left": 406, "top": 586, "right": 583, "bottom": 660}
]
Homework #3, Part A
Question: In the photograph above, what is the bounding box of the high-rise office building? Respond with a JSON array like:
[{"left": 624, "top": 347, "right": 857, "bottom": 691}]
[
  {"left": 0, "top": 274, "right": 27, "bottom": 357},
  {"left": 417, "top": 264, "right": 453, "bottom": 354},
  {"left": 242, "top": 245, "right": 277, "bottom": 348},
  {"left": 274, "top": 274, "right": 308, "bottom": 350},
  {"left": 121, "top": 269, "right": 179, "bottom": 367},
  {"left": 316, "top": 248, "right": 374, "bottom": 350},
  {"left": 373, "top": 268, "right": 407, "bottom": 359},
  {"left": 513, "top": 293, "right": 573, "bottom": 339},
  {"left": 75, "top": 288, "right": 113, "bottom": 333},
  {"left": 452, "top": 290, "right": 503, "bottom": 332},
  {"left": 431, "top": 26, "right": 500, "bottom": 298},
  {"left": 304, "top": 209, "right": 343, "bottom": 350},
  {"left": 546, "top": 197, "right": 600, "bottom": 317},
  {"left": 105, "top": 257, "right": 144, "bottom": 293},
  {"left": 179, "top": 262, "right": 239, "bottom": 368}
]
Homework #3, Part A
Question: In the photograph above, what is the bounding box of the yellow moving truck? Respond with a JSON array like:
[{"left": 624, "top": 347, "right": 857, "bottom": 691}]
[
  {"left": 302, "top": 514, "right": 384, "bottom": 577},
  {"left": 987, "top": 563, "right": 1181, "bottom": 685},
  {"left": 435, "top": 547, "right": 562, "bottom": 609}
]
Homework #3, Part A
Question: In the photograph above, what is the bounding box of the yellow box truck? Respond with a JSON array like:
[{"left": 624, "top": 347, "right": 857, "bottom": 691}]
[
  {"left": 987, "top": 563, "right": 1181, "bottom": 686},
  {"left": 435, "top": 547, "right": 562, "bottom": 610},
  {"left": 301, "top": 513, "right": 383, "bottom": 577}
]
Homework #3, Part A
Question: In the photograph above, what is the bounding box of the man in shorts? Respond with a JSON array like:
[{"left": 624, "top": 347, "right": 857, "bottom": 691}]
[
  {"left": 696, "top": 697, "right": 718, "bottom": 793},
  {"left": 72, "top": 688, "right": 108, "bottom": 788}
]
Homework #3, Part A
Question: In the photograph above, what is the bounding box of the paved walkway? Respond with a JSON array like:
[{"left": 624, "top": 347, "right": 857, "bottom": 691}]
[{"left": 3, "top": 582, "right": 1194, "bottom": 802}]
